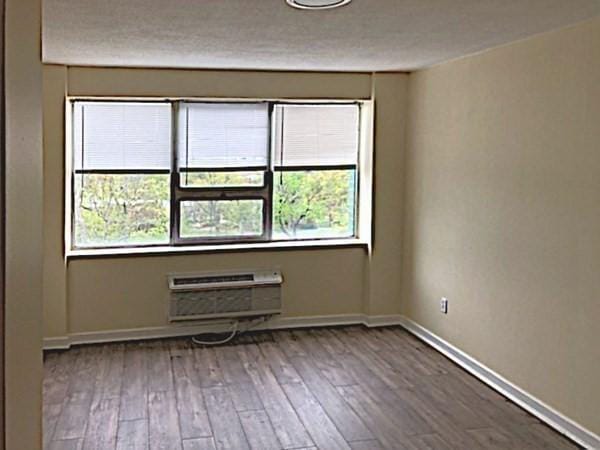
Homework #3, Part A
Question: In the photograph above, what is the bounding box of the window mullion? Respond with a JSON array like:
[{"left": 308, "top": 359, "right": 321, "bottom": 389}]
[
  {"left": 175, "top": 187, "right": 269, "bottom": 202},
  {"left": 273, "top": 164, "right": 357, "bottom": 172},
  {"left": 265, "top": 102, "right": 276, "bottom": 240},
  {"left": 170, "top": 101, "right": 180, "bottom": 245}
]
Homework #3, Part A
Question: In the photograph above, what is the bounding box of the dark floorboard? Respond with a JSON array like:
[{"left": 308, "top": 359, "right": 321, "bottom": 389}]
[{"left": 43, "top": 326, "right": 580, "bottom": 450}]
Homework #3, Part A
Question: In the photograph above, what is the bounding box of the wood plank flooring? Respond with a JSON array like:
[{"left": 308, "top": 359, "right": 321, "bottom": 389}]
[{"left": 43, "top": 326, "right": 580, "bottom": 450}]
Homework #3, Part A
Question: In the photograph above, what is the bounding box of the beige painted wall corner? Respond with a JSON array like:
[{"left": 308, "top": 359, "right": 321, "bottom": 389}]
[{"left": 5, "top": 0, "right": 44, "bottom": 448}]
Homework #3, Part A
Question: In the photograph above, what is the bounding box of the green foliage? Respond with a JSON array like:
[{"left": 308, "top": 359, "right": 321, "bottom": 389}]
[
  {"left": 182, "top": 171, "right": 263, "bottom": 188},
  {"left": 273, "top": 170, "right": 355, "bottom": 238},
  {"left": 74, "top": 174, "right": 170, "bottom": 247},
  {"left": 180, "top": 171, "right": 264, "bottom": 237},
  {"left": 181, "top": 200, "right": 263, "bottom": 237},
  {"left": 74, "top": 170, "right": 355, "bottom": 246}
]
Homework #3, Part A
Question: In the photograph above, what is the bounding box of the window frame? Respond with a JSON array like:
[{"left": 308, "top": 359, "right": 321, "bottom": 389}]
[
  {"left": 68, "top": 98, "right": 366, "bottom": 251},
  {"left": 171, "top": 100, "right": 273, "bottom": 245}
]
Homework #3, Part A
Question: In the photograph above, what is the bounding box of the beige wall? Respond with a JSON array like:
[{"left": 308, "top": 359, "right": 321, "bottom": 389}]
[
  {"left": 366, "top": 74, "right": 408, "bottom": 316},
  {"left": 68, "top": 250, "right": 365, "bottom": 333},
  {"left": 43, "top": 67, "right": 408, "bottom": 338},
  {"left": 403, "top": 17, "right": 600, "bottom": 436},
  {"left": 43, "top": 65, "right": 68, "bottom": 339},
  {"left": 5, "top": 0, "right": 44, "bottom": 448}
]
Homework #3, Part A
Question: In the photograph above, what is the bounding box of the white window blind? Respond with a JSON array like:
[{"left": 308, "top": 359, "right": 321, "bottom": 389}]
[
  {"left": 73, "top": 102, "right": 171, "bottom": 171},
  {"left": 179, "top": 103, "right": 269, "bottom": 169},
  {"left": 275, "top": 104, "right": 359, "bottom": 167}
]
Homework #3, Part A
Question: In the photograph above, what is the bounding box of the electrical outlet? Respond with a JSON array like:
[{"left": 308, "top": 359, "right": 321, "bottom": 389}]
[{"left": 440, "top": 297, "right": 448, "bottom": 314}]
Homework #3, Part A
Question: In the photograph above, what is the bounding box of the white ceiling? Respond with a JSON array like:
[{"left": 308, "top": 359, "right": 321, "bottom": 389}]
[{"left": 42, "top": 0, "right": 600, "bottom": 72}]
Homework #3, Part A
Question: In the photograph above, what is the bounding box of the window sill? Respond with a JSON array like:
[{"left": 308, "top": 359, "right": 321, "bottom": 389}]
[{"left": 66, "top": 238, "right": 370, "bottom": 260}]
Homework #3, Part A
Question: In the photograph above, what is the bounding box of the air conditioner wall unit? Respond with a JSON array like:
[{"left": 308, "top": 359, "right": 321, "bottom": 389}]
[{"left": 168, "top": 269, "right": 283, "bottom": 322}]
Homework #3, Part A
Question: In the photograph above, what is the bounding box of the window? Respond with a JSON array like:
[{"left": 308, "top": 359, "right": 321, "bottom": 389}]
[
  {"left": 72, "top": 102, "right": 171, "bottom": 248},
  {"left": 273, "top": 104, "right": 358, "bottom": 239},
  {"left": 69, "top": 100, "right": 365, "bottom": 249}
]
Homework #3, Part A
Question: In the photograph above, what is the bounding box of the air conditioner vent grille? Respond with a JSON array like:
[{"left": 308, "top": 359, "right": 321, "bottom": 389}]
[
  {"left": 173, "top": 274, "right": 254, "bottom": 285},
  {"left": 172, "top": 288, "right": 253, "bottom": 317}
]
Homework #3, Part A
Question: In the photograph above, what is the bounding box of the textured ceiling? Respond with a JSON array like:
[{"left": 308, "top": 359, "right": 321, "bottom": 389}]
[{"left": 42, "top": 0, "right": 600, "bottom": 72}]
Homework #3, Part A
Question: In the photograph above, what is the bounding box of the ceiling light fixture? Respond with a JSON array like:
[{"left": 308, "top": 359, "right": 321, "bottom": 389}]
[{"left": 285, "top": 0, "right": 352, "bottom": 10}]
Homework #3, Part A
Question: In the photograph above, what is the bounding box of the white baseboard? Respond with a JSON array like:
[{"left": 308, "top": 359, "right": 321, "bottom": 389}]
[
  {"left": 398, "top": 316, "right": 600, "bottom": 450},
  {"left": 43, "top": 336, "right": 71, "bottom": 350},
  {"left": 269, "top": 314, "right": 367, "bottom": 330},
  {"left": 364, "top": 314, "right": 405, "bottom": 327},
  {"left": 43, "top": 313, "right": 402, "bottom": 350}
]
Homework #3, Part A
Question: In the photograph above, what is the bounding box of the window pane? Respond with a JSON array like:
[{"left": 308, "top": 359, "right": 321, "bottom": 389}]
[
  {"left": 180, "top": 200, "right": 263, "bottom": 238},
  {"left": 73, "top": 102, "right": 171, "bottom": 171},
  {"left": 73, "top": 174, "right": 170, "bottom": 247},
  {"left": 274, "top": 104, "right": 359, "bottom": 167},
  {"left": 180, "top": 171, "right": 264, "bottom": 188},
  {"left": 179, "top": 103, "right": 269, "bottom": 169},
  {"left": 273, "top": 170, "right": 356, "bottom": 240}
]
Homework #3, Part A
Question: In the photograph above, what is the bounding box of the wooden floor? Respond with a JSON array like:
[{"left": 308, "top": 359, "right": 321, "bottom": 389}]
[{"left": 43, "top": 326, "right": 579, "bottom": 450}]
